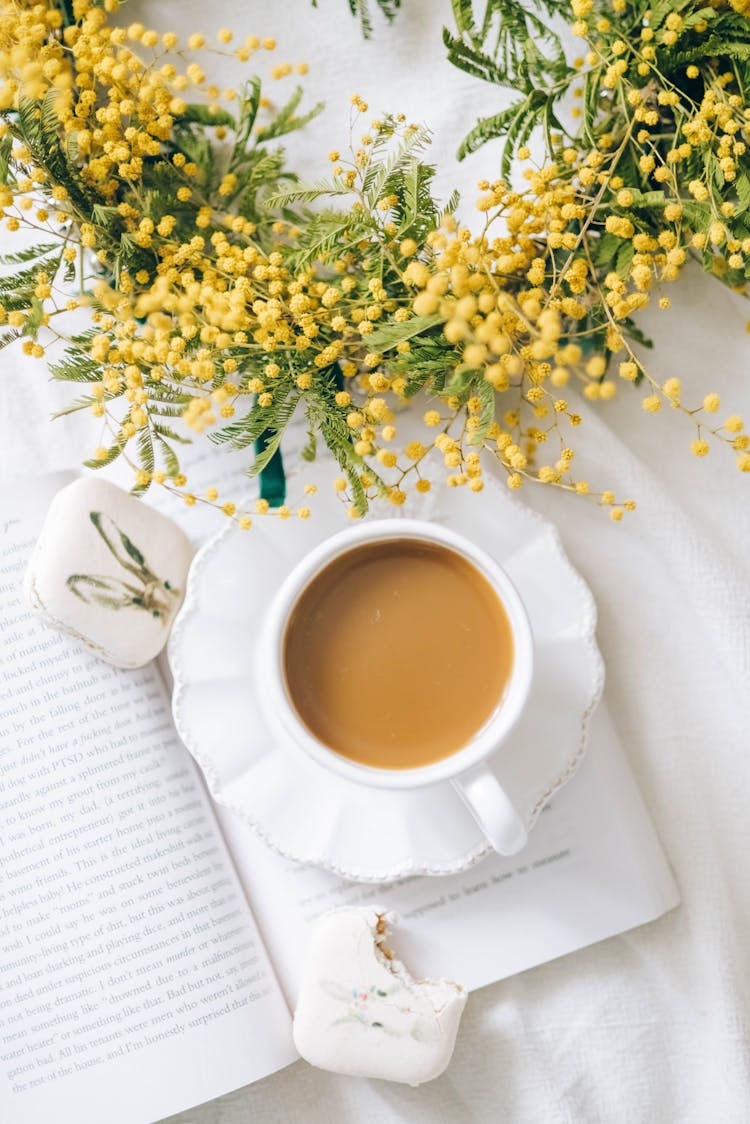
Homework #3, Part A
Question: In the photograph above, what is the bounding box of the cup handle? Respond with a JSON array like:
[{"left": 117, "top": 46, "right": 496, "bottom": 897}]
[{"left": 452, "top": 765, "right": 528, "bottom": 856}]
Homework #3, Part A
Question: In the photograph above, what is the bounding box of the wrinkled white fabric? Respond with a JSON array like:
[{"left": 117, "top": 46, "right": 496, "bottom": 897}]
[{"left": 2, "top": 1, "right": 749, "bottom": 1121}]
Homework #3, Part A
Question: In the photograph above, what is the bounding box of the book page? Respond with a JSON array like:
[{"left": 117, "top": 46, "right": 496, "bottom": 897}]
[
  {"left": 217, "top": 704, "right": 679, "bottom": 1005},
  {"left": 0, "top": 475, "right": 296, "bottom": 1124}
]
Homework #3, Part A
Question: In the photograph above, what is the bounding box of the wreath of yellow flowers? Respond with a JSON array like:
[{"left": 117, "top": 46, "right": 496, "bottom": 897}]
[{"left": 0, "top": 0, "right": 748, "bottom": 525}]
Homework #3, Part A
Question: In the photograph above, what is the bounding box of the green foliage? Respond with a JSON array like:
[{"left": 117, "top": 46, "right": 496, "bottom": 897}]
[
  {"left": 445, "top": 0, "right": 750, "bottom": 290},
  {"left": 367, "top": 314, "right": 442, "bottom": 351},
  {"left": 446, "top": 0, "right": 571, "bottom": 171},
  {"left": 312, "top": 0, "right": 402, "bottom": 39},
  {"left": 271, "top": 121, "right": 437, "bottom": 273}
]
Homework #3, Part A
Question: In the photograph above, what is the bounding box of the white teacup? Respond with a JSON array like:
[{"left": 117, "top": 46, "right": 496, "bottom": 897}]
[{"left": 256, "top": 519, "right": 533, "bottom": 856}]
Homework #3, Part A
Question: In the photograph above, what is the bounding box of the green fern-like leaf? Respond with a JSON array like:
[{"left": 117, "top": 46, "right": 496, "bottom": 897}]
[
  {"left": 311, "top": 0, "right": 401, "bottom": 39},
  {"left": 0, "top": 241, "right": 58, "bottom": 266},
  {"left": 83, "top": 443, "right": 125, "bottom": 470},
  {"left": 446, "top": 0, "right": 574, "bottom": 161},
  {"left": 256, "top": 87, "right": 324, "bottom": 142}
]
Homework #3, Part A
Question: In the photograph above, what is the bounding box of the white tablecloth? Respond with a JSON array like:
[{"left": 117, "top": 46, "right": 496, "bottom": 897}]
[{"left": 3, "top": 2, "right": 749, "bottom": 1120}]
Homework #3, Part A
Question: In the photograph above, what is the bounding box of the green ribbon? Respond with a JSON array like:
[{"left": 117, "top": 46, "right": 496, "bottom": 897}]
[
  {"left": 58, "top": 0, "right": 75, "bottom": 28},
  {"left": 255, "top": 431, "right": 287, "bottom": 508},
  {"left": 253, "top": 365, "right": 344, "bottom": 508}
]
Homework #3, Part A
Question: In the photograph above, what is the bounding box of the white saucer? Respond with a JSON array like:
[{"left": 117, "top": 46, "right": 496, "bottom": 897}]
[{"left": 169, "top": 460, "right": 604, "bottom": 882}]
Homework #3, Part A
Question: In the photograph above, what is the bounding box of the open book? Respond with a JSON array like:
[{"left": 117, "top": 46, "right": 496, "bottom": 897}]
[{"left": 0, "top": 471, "right": 679, "bottom": 1124}]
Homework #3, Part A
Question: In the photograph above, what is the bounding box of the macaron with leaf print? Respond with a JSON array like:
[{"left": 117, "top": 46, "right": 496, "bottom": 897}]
[
  {"left": 25, "top": 478, "right": 193, "bottom": 668},
  {"left": 293, "top": 907, "right": 467, "bottom": 1085}
]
